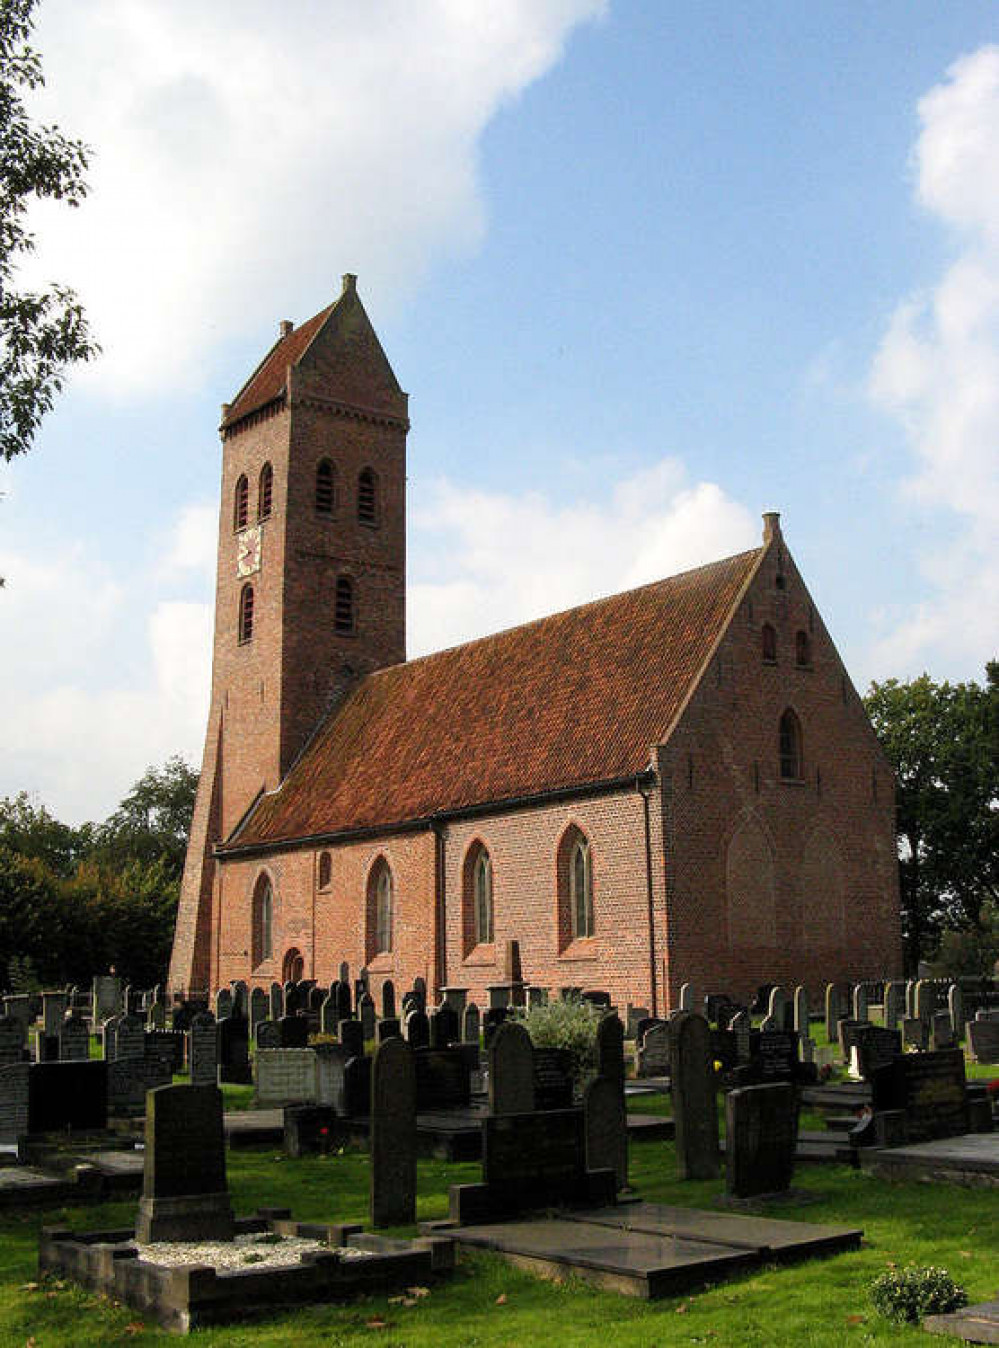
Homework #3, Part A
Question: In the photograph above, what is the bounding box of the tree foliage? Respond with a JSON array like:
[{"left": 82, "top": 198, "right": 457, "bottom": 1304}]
[
  {"left": 865, "top": 663, "right": 999, "bottom": 971},
  {"left": 0, "top": 757, "right": 197, "bottom": 989},
  {"left": 0, "top": 0, "right": 99, "bottom": 462}
]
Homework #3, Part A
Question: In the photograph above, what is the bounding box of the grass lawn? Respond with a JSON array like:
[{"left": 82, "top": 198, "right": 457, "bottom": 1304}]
[{"left": 2, "top": 1126, "right": 996, "bottom": 1347}]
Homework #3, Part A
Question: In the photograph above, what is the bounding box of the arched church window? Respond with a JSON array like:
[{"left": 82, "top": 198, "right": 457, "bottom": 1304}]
[
  {"left": 557, "top": 825, "right": 594, "bottom": 949},
  {"left": 252, "top": 874, "right": 274, "bottom": 966},
  {"left": 366, "top": 858, "right": 393, "bottom": 961},
  {"left": 474, "top": 848, "right": 494, "bottom": 945},
  {"left": 358, "top": 467, "right": 378, "bottom": 525},
  {"left": 762, "top": 623, "right": 777, "bottom": 663},
  {"left": 779, "top": 708, "right": 803, "bottom": 780},
  {"left": 316, "top": 459, "right": 336, "bottom": 515},
  {"left": 258, "top": 462, "right": 273, "bottom": 520},
  {"left": 795, "top": 630, "right": 811, "bottom": 666},
  {"left": 238, "top": 584, "right": 254, "bottom": 644},
  {"left": 234, "top": 474, "right": 249, "bottom": 531},
  {"left": 334, "top": 576, "right": 354, "bottom": 634}
]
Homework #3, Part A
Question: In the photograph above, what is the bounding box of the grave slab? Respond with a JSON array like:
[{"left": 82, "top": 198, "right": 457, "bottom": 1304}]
[
  {"left": 925, "top": 1298, "right": 999, "bottom": 1344},
  {"left": 859, "top": 1132, "right": 999, "bottom": 1187}
]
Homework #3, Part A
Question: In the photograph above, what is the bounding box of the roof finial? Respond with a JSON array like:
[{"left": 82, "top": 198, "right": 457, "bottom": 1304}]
[
  {"left": 762, "top": 511, "right": 781, "bottom": 543},
  {"left": 279, "top": 319, "right": 294, "bottom": 338},
  {"left": 341, "top": 273, "right": 357, "bottom": 296}
]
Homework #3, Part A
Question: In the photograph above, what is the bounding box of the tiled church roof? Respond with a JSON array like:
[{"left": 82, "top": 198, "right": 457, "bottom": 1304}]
[
  {"left": 227, "top": 546, "right": 763, "bottom": 851},
  {"left": 222, "top": 305, "right": 333, "bottom": 428}
]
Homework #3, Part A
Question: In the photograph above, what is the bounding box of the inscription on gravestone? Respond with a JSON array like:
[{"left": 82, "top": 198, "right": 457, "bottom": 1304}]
[{"left": 136, "top": 1084, "right": 234, "bottom": 1243}]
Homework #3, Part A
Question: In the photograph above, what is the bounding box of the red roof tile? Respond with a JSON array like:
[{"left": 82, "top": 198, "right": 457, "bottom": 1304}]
[
  {"left": 223, "top": 305, "right": 333, "bottom": 428},
  {"left": 227, "top": 547, "right": 763, "bottom": 850}
]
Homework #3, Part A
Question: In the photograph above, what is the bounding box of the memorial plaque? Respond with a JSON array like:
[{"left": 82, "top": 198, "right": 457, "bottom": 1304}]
[{"left": 871, "top": 1049, "right": 969, "bottom": 1143}]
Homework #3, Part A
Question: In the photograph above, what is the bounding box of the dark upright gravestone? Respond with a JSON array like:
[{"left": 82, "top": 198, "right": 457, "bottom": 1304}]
[
  {"left": 215, "top": 988, "right": 233, "bottom": 1020},
  {"left": 405, "top": 1009, "right": 430, "bottom": 1049},
  {"left": 726, "top": 1083, "right": 796, "bottom": 1199},
  {"left": 462, "top": 1002, "right": 480, "bottom": 1046},
  {"left": 339, "top": 1018, "right": 365, "bottom": 1059},
  {"left": 58, "top": 1011, "right": 89, "bottom": 1062},
  {"left": 218, "top": 1015, "right": 251, "bottom": 1084},
  {"left": 381, "top": 980, "right": 396, "bottom": 1020},
  {"left": 853, "top": 1026, "right": 902, "bottom": 1080},
  {"left": 376, "top": 1017, "right": 401, "bottom": 1043},
  {"left": 359, "top": 992, "right": 376, "bottom": 1041},
  {"left": 117, "top": 1013, "right": 145, "bottom": 1061},
  {"left": 249, "top": 987, "right": 268, "bottom": 1031},
  {"left": 29, "top": 1061, "right": 108, "bottom": 1132},
  {"left": 412, "top": 976, "right": 427, "bottom": 1009},
  {"left": 0, "top": 1015, "right": 26, "bottom": 1066},
  {"left": 269, "top": 981, "right": 283, "bottom": 1021},
  {"left": 931, "top": 1009, "right": 955, "bottom": 1051},
  {"left": 189, "top": 1012, "right": 218, "bottom": 1086},
  {"left": 335, "top": 980, "right": 352, "bottom": 1023},
  {"left": 825, "top": 983, "right": 846, "bottom": 1043},
  {"left": 231, "top": 980, "right": 249, "bottom": 1018},
  {"left": 254, "top": 1019, "right": 281, "bottom": 1050},
  {"left": 584, "top": 1075, "right": 627, "bottom": 1189},
  {"left": 431, "top": 1004, "right": 460, "bottom": 1048},
  {"left": 670, "top": 1012, "right": 720, "bottom": 1180},
  {"left": 968, "top": 1019, "right": 999, "bottom": 1064},
  {"left": 533, "top": 1046, "right": 574, "bottom": 1110},
  {"left": 279, "top": 1015, "right": 309, "bottom": 1048},
  {"left": 871, "top": 1049, "right": 969, "bottom": 1143},
  {"left": 284, "top": 983, "right": 301, "bottom": 1016},
  {"left": 488, "top": 1021, "right": 535, "bottom": 1115},
  {"left": 370, "top": 1038, "right": 417, "bottom": 1227},
  {"left": 0, "top": 1063, "right": 29, "bottom": 1142},
  {"left": 637, "top": 1020, "right": 669, "bottom": 1077},
  {"left": 596, "top": 1012, "right": 625, "bottom": 1090},
  {"left": 308, "top": 986, "right": 326, "bottom": 1017},
  {"left": 414, "top": 1047, "right": 472, "bottom": 1110},
  {"left": 101, "top": 1013, "right": 122, "bottom": 1062},
  {"left": 136, "top": 1084, "right": 235, "bottom": 1243},
  {"left": 902, "top": 1016, "right": 929, "bottom": 1050},
  {"left": 319, "top": 995, "right": 337, "bottom": 1036}
]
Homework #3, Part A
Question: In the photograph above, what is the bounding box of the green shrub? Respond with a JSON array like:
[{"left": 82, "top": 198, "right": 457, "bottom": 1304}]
[
  {"left": 512, "top": 996, "right": 601, "bottom": 1089},
  {"left": 870, "top": 1264, "right": 968, "bottom": 1323}
]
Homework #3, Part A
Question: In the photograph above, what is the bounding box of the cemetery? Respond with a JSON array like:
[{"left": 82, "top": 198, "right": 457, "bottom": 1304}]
[{"left": 0, "top": 972, "right": 993, "bottom": 1341}]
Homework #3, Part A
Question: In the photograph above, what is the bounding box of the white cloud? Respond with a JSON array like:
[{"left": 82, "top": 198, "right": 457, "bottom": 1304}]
[
  {"left": 868, "top": 46, "right": 999, "bottom": 679},
  {"left": 24, "top": 0, "right": 606, "bottom": 396},
  {"left": 0, "top": 517, "right": 212, "bottom": 825},
  {"left": 408, "top": 460, "right": 758, "bottom": 655}
]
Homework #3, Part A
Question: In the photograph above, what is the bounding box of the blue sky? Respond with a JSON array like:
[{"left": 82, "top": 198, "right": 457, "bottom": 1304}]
[{"left": 2, "top": 0, "right": 997, "bottom": 823}]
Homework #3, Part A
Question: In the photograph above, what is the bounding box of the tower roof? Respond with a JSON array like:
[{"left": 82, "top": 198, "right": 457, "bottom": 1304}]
[
  {"left": 223, "top": 543, "right": 765, "bottom": 852},
  {"left": 222, "top": 304, "right": 333, "bottom": 430}
]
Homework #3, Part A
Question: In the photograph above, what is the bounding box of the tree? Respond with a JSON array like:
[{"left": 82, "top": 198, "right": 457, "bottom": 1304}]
[
  {"left": 94, "top": 755, "right": 198, "bottom": 878},
  {"left": 865, "top": 663, "right": 999, "bottom": 971},
  {"left": 1, "top": 0, "right": 99, "bottom": 462},
  {"left": 0, "top": 789, "right": 83, "bottom": 875}
]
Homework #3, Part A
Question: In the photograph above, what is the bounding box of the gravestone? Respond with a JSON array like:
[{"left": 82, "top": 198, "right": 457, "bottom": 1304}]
[
  {"left": 254, "top": 1048, "right": 318, "bottom": 1106},
  {"left": 189, "top": 1012, "right": 218, "bottom": 1086},
  {"left": 249, "top": 987, "right": 268, "bottom": 1030},
  {"left": 905, "top": 979, "right": 916, "bottom": 1018},
  {"left": 359, "top": 992, "right": 376, "bottom": 1041},
  {"left": 914, "top": 979, "right": 934, "bottom": 1025},
  {"left": 793, "top": 986, "right": 809, "bottom": 1036},
  {"left": 376, "top": 1017, "right": 401, "bottom": 1043},
  {"left": 320, "top": 995, "right": 337, "bottom": 1036},
  {"left": 215, "top": 988, "right": 233, "bottom": 1020},
  {"left": 315, "top": 1043, "right": 370, "bottom": 1117},
  {"left": 596, "top": 1012, "right": 625, "bottom": 1090},
  {"left": 116, "top": 1013, "right": 145, "bottom": 1061},
  {"left": 825, "top": 983, "right": 846, "bottom": 1042},
  {"left": 638, "top": 1020, "right": 670, "bottom": 1077},
  {"left": 884, "top": 981, "right": 904, "bottom": 1031},
  {"left": 852, "top": 983, "right": 869, "bottom": 1022},
  {"left": 335, "top": 979, "right": 352, "bottom": 1023},
  {"left": 218, "top": 1015, "right": 251, "bottom": 1084},
  {"left": 91, "top": 976, "right": 122, "bottom": 1025},
  {"left": 670, "top": 1012, "right": 719, "bottom": 1180},
  {"left": 0, "top": 1062, "right": 29, "bottom": 1142},
  {"left": 710, "top": 1027, "right": 739, "bottom": 1072},
  {"left": 101, "top": 1013, "right": 122, "bottom": 1062},
  {"left": 837, "top": 1017, "right": 871, "bottom": 1064},
  {"left": 871, "top": 1049, "right": 969, "bottom": 1143},
  {"left": 381, "top": 980, "right": 396, "bottom": 1020},
  {"left": 146, "top": 999, "right": 166, "bottom": 1030},
  {"left": 0, "top": 1015, "right": 26, "bottom": 1067},
  {"left": 414, "top": 1047, "right": 472, "bottom": 1110},
  {"left": 269, "top": 982, "right": 283, "bottom": 1021},
  {"left": 370, "top": 1037, "right": 417, "bottom": 1227},
  {"left": 284, "top": 982, "right": 301, "bottom": 1016},
  {"left": 283, "top": 1104, "right": 336, "bottom": 1157},
  {"left": 902, "top": 1016, "right": 929, "bottom": 1050},
  {"left": 726, "top": 1082, "right": 796, "bottom": 1199},
  {"left": 526, "top": 986, "right": 548, "bottom": 1009},
  {"left": 29, "top": 1061, "right": 109, "bottom": 1131},
  {"left": 254, "top": 1018, "right": 281, "bottom": 1050},
  {"left": 413, "top": 976, "right": 427, "bottom": 1008},
  {"left": 678, "top": 982, "right": 694, "bottom": 1011},
  {"left": 533, "top": 1046, "right": 574, "bottom": 1110},
  {"left": 58, "top": 1011, "right": 89, "bottom": 1062},
  {"left": 768, "top": 985, "right": 792, "bottom": 1033},
  {"left": 339, "top": 960, "right": 350, "bottom": 984},
  {"left": 279, "top": 1015, "right": 309, "bottom": 1048},
  {"left": 852, "top": 1026, "right": 901, "bottom": 1080},
  {"left": 584, "top": 1075, "right": 627, "bottom": 1189},
  {"left": 339, "top": 1018, "right": 365, "bottom": 1059},
  {"left": 136, "top": 1084, "right": 234, "bottom": 1243},
  {"left": 931, "top": 1009, "right": 955, "bottom": 1051},
  {"left": 729, "top": 1010, "right": 752, "bottom": 1064},
  {"left": 462, "top": 1002, "right": 480, "bottom": 1045},
  {"left": 947, "top": 983, "right": 964, "bottom": 1040},
  {"left": 145, "top": 1029, "right": 184, "bottom": 1074},
  {"left": 749, "top": 1030, "right": 800, "bottom": 1084},
  {"left": 308, "top": 986, "right": 326, "bottom": 1017},
  {"left": 489, "top": 1021, "right": 535, "bottom": 1115},
  {"left": 405, "top": 1009, "right": 429, "bottom": 1050},
  {"left": 42, "top": 992, "right": 68, "bottom": 1038},
  {"left": 968, "top": 1019, "right": 999, "bottom": 1064},
  {"left": 442, "top": 987, "right": 468, "bottom": 1014},
  {"left": 431, "top": 1004, "right": 460, "bottom": 1049}
]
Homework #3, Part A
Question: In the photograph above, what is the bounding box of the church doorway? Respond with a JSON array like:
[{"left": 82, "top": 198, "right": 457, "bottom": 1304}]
[{"left": 282, "top": 948, "right": 304, "bottom": 983}]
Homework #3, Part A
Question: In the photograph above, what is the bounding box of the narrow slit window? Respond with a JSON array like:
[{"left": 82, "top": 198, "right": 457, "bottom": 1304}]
[
  {"left": 234, "top": 474, "right": 249, "bottom": 531},
  {"left": 570, "top": 836, "right": 594, "bottom": 939},
  {"left": 316, "top": 459, "right": 335, "bottom": 515},
  {"left": 762, "top": 623, "right": 777, "bottom": 662},
  {"left": 334, "top": 576, "right": 354, "bottom": 633},
  {"left": 779, "top": 709, "right": 803, "bottom": 780},
  {"left": 795, "top": 631, "right": 811, "bottom": 666},
  {"left": 238, "top": 584, "right": 254, "bottom": 643},
  {"left": 358, "top": 467, "right": 378, "bottom": 524}
]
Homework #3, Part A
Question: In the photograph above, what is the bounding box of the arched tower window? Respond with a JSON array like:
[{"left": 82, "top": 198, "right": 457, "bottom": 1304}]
[
  {"left": 258, "top": 462, "right": 273, "bottom": 520},
  {"left": 366, "top": 858, "right": 393, "bottom": 960},
  {"left": 358, "top": 467, "right": 378, "bottom": 525},
  {"left": 252, "top": 873, "right": 274, "bottom": 967},
  {"left": 234, "top": 474, "right": 249, "bottom": 531},
  {"left": 779, "top": 708, "right": 803, "bottom": 780},
  {"left": 316, "top": 459, "right": 336, "bottom": 515},
  {"left": 238, "top": 584, "right": 254, "bottom": 644},
  {"left": 334, "top": 576, "right": 355, "bottom": 634},
  {"left": 795, "top": 630, "right": 811, "bottom": 666},
  {"left": 762, "top": 623, "right": 777, "bottom": 663},
  {"left": 318, "top": 851, "right": 332, "bottom": 889}
]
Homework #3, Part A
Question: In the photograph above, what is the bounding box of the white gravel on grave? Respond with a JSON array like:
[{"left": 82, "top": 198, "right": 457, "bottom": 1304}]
[{"left": 134, "top": 1233, "right": 375, "bottom": 1272}]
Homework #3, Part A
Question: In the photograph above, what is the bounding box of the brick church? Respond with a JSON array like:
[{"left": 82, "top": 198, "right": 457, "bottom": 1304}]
[{"left": 168, "top": 275, "right": 902, "bottom": 1014}]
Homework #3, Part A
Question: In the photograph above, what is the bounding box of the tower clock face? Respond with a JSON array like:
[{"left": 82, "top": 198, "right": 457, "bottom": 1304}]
[{"left": 236, "top": 524, "right": 262, "bottom": 577}]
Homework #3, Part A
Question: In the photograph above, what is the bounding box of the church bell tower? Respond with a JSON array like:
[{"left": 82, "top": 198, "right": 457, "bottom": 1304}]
[{"left": 168, "top": 275, "right": 409, "bottom": 993}]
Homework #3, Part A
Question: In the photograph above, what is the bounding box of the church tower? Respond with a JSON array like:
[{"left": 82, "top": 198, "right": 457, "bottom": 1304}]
[{"left": 168, "top": 276, "right": 408, "bottom": 993}]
